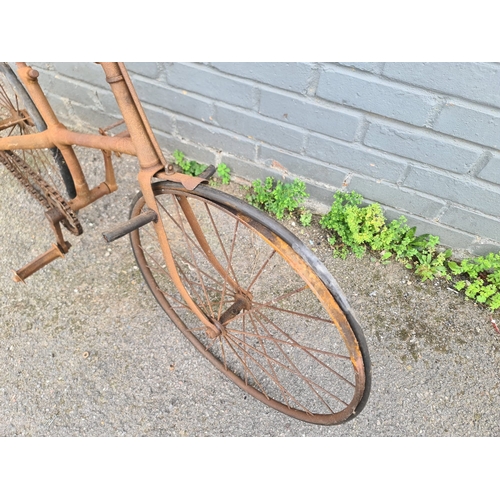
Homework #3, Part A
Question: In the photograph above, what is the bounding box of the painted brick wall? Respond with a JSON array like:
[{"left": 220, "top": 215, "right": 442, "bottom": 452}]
[{"left": 33, "top": 62, "right": 500, "bottom": 255}]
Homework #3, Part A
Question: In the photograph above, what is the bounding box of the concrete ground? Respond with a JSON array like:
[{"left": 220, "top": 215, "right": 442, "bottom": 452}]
[{"left": 1, "top": 151, "right": 500, "bottom": 436}]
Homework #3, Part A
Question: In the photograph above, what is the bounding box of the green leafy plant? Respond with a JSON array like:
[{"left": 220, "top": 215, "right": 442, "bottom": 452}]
[
  {"left": 413, "top": 248, "right": 452, "bottom": 281},
  {"left": 246, "top": 177, "right": 309, "bottom": 220},
  {"left": 319, "top": 191, "right": 386, "bottom": 258},
  {"left": 173, "top": 150, "right": 231, "bottom": 185},
  {"left": 299, "top": 209, "right": 312, "bottom": 227},
  {"left": 216, "top": 163, "right": 231, "bottom": 185},
  {"left": 319, "top": 190, "right": 451, "bottom": 281},
  {"left": 167, "top": 158, "right": 500, "bottom": 312},
  {"left": 173, "top": 150, "right": 207, "bottom": 177},
  {"left": 449, "top": 253, "right": 500, "bottom": 311}
]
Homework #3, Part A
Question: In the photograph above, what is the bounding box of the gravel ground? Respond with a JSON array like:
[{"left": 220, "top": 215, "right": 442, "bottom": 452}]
[{"left": 1, "top": 151, "right": 500, "bottom": 437}]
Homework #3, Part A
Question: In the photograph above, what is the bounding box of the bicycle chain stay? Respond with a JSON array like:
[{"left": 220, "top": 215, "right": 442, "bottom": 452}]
[{"left": 0, "top": 150, "right": 82, "bottom": 235}]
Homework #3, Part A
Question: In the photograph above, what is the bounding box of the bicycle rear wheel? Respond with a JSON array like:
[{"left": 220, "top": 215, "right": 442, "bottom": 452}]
[
  {"left": 130, "top": 181, "right": 371, "bottom": 425},
  {"left": 0, "top": 63, "right": 80, "bottom": 235}
]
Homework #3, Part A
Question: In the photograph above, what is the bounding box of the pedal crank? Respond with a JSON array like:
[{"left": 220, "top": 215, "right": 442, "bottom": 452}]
[
  {"left": 12, "top": 207, "right": 72, "bottom": 283},
  {"left": 13, "top": 241, "right": 70, "bottom": 283}
]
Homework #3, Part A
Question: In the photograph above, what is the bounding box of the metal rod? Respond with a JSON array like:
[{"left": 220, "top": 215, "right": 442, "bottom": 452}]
[{"left": 102, "top": 209, "right": 158, "bottom": 243}]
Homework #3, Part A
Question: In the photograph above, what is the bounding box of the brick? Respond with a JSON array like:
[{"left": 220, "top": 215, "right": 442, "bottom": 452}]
[
  {"left": 403, "top": 166, "right": 500, "bottom": 218},
  {"left": 166, "top": 63, "right": 255, "bottom": 109},
  {"left": 53, "top": 97, "right": 118, "bottom": 131},
  {"left": 477, "top": 155, "right": 500, "bottom": 185},
  {"left": 210, "top": 62, "right": 314, "bottom": 94},
  {"left": 157, "top": 132, "right": 216, "bottom": 165},
  {"left": 468, "top": 241, "right": 500, "bottom": 256},
  {"left": 258, "top": 145, "right": 347, "bottom": 187},
  {"left": 383, "top": 62, "right": 500, "bottom": 109},
  {"left": 259, "top": 88, "right": 360, "bottom": 141},
  {"left": 219, "top": 154, "right": 273, "bottom": 183},
  {"left": 32, "top": 63, "right": 56, "bottom": 72},
  {"left": 382, "top": 208, "right": 476, "bottom": 250},
  {"left": 51, "top": 62, "right": 108, "bottom": 89},
  {"left": 337, "top": 62, "right": 383, "bottom": 73},
  {"left": 44, "top": 76, "right": 100, "bottom": 108},
  {"left": 98, "top": 90, "right": 127, "bottom": 118},
  {"left": 433, "top": 102, "right": 500, "bottom": 149},
  {"left": 316, "top": 68, "right": 438, "bottom": 126},
  {"left": 44, "top": 93, "right": 71, "bottom": 122},
  {"left": 440, "top": 206, "right": 500, "bottom": 242},
  {"left": 176, "top": 118, "right": 256, "bottom": 160},
  {"left": 303, "top": 182, "right": 342, "bottom": 208},
  {"left": 215, "top": 104, "right": 305, "bottom": 153},
  {"left": 348, "top": 177, "right": 445, "bottom": 219},
  {"left": 141, "top": 105, "right": 175, "bottom": 135},
  {"left": 125, "top": 62, "right": 159, "bottom": 79},
  {"left": 131, "top": 76, "right": 214, "bottom": 122},
  {"left": 305, "top": 134, "right": 407, "bottom": 183},
  {"left": 364, "top": 122, "right": 481, "bottom": 174}
]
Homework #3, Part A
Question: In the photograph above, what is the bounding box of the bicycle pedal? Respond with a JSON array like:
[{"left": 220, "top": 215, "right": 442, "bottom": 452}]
[
  {"left": 102, "top": 209, "right": 157, "bottom": 243},
  {"left": 12, "top": 242, "right": 71, "bottom": 283}
]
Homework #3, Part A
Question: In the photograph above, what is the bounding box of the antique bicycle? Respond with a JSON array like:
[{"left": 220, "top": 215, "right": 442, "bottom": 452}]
[{"left": 0, "top": 62, "right": 371, "bottom": 425}]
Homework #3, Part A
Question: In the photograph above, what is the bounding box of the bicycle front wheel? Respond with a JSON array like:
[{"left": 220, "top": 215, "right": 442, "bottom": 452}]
[{"left": 130, "top": 181, "right": 371, "bottom": 425}]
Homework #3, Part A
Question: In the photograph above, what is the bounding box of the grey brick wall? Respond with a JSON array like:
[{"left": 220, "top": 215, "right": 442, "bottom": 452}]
[{"left": 32, "top": 62, "right": 500, "bottom": 255}]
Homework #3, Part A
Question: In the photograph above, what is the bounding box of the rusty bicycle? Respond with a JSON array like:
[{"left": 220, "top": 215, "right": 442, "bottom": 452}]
[{"left": 0, "top": 62, "right": 371, "bottom": 425}]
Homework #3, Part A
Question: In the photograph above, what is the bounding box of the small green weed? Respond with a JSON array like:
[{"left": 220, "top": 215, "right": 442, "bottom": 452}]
[
  {"left": 216, "top": 163, "right": 231, "bottom": 185},
  {"left": 173, "top": 150, "right": 231, "bottom": 184},
  {"left": 299, "top": 209, "right": 313, "bottom": 227},
  {"left": 319, "top": 190, "right": 451, "bottom": 281},
  {"left": 173, "top": 150, "right": 207, "bottom": 176},
  {"left": 319, "top": 191, "right": 386, "bottom": 258},
  {"left": 246, "top": 177, "right": 309, "bottom": 220},
  {"left": 449, "top": 253, "right": 500, "bottom": 311}
]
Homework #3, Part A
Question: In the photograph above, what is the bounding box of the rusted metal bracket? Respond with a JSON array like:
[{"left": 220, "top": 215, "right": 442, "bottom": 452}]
[
  {"left": 154, "top": 170, "right": 207, "bottom": 190},
  {"left": 154, "top": 164, "right": 216, "bottom": 190}
]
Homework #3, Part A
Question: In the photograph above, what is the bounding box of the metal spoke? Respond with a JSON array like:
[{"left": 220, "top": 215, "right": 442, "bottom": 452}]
[
  {"left": 224, "top": 327, "right": 350, "bottom": 408},
  {"left": 251, "top": 301, "right": 335, "bottom": 324},
  {"left": 205, "top": 202, "right": 241, "bottom": 292},
  {"left": 252, "top": 312, "right": 335, "bottom": 414},
  {"left": 172, "top": 195, "right": 215, "bottom": 318},
  {"left": 248, "top": 311, "right": 292, "bottom": 408},
  {"left": 223, "top": 331, "right": 316, "bottom": 413},
  {"left": 226, "top": 326, "right": 350, "bottom": 360},
  {"left": 255, "top": 309, "right": 355, "bottom": 388},
  {"left": 247, "top": 248, "right": 276, "bottom": 292}
]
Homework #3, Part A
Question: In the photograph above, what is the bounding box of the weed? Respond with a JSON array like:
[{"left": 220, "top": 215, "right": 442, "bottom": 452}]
[
  {"left": 173, "top": 150, "right": 231, "bottom": 184},
  {"left": 246, "top": 177, "right": 309, "bottom": 220},
  {"left": 216, "top": 163, "right": 231, "bottom": 185},
  {"left": 173, "top": 150, "right": 207, "bottom": 177},
  {"left": 413, "top": 248, "right": 452, "bottom": 282},
  {"left": 299, "top": 209, "right": 312, "bottom": 227},
  {"left": 319, "top": 191, "right": 386, "bottom": 258},
  {"left": 170, "top": 154, "right": 500, "bottom": 312},
  {"left": 449, "top": 253, "right": 500, "bottom": 311}
]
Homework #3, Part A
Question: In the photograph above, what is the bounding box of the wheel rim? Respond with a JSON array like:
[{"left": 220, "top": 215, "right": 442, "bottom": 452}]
[{"left": 130, "top": 184, "right": 366, "bottom": 424}]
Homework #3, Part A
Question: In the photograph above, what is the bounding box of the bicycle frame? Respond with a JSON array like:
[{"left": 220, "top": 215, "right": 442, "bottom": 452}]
[{"left": 0, "top": 62, "right": 219, "bottom": 336}]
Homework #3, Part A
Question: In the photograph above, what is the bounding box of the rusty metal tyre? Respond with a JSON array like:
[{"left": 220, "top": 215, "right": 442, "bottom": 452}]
[
  {"left": 129, "top": 181, "right": 371, "bottom": 425},
  {"left": 0, "top": 62, "right": 76, "bottom": 200}
]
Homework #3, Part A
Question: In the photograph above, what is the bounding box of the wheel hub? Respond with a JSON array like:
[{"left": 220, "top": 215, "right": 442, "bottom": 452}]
[{"left": 206, "top": 291, "right": 253, "bottom": 339}]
